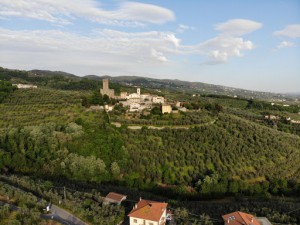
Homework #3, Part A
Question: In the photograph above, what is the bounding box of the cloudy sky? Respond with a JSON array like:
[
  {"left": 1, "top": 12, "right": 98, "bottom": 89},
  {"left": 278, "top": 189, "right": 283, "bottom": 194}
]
[{"left": 0, "top": 0, "right": 300, "bottom": 93}]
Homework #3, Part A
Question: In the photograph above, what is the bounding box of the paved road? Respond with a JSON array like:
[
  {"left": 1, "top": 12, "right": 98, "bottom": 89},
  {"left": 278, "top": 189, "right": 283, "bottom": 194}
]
[
  {"left": 1, "top": 178, "right": 88, "bottom": 225},
  {"left": 0, "top": 200, "right": 87, "bottom": 225},
  {"left": 41, "top": 214, "right": 72, "bottom": 225},
  {"left": 41, "top": 214, "right": 79, "bottom": 225},
  {"left": 44, "top": 204, "right": 88, "bottom": 225}
]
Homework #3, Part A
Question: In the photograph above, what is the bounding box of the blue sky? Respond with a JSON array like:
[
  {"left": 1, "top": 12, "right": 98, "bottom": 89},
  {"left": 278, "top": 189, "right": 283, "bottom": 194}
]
[{"left": 0, "top": 0, "right": 299, "bottom": 93}]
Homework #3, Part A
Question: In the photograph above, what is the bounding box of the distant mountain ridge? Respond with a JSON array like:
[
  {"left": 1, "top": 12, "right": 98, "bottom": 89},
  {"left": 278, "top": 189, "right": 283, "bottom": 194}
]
[
  {"left": 0, "top": 67, "right": 297, "bottom": 101},
  {"left": 30, "top": 69, "right": 80, "bottom": 79},
  {"left": 84, "top": 74, "right": 294, "bottom": 101}
]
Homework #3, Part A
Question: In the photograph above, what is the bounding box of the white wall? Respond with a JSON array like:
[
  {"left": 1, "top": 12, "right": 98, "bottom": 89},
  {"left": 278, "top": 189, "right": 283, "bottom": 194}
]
[
  {"left": 159, "top": 209, "right": 167, "bottom": 225},
  {"left": 152, "top": 96, "right": 164, "bottom": 104},
  {"left": 130, "top": 217, "right": 158, "bottom": 225}
]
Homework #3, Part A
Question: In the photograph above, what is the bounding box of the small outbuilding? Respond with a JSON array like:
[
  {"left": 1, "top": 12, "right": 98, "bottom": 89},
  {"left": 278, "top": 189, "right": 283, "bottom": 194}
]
[{"left": 104, "top": 192, "right": 127, "bottom": 205}]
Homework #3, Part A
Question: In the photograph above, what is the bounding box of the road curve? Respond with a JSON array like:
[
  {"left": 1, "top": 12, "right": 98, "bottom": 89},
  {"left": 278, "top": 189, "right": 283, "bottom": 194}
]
[{"left": 42, "top": 204, "right": 88, "bottom": 225}]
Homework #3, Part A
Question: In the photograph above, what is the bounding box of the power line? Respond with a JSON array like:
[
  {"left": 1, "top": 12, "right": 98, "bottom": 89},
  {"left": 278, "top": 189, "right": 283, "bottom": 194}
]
[
  {"left": 287, "top": 206, "right": 300, "bottom": 214},
  {"left": 272, "top": 223, "right": 291, "bottom": 225},
  {"left": 167, "top": 206, "right": 223, "bottom": 223}
]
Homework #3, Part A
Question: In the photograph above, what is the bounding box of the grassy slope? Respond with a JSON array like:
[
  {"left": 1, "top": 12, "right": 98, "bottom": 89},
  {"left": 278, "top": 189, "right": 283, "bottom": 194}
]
[{"left": 0, "top": 88, "right": 87, "bottom": 127}]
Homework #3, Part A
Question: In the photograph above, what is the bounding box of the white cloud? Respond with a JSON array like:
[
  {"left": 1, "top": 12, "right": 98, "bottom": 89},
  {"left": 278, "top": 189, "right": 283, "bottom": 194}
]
[
  {"left": 116, "top": 2, "right": 175, "bottom": 24},
  {"left": 189, "top": 19, "right": 261, "bottom": 63},
  {"left": 274, "top": 24, "right": 300, "bottom": 38},
  {"left": 215, "top": 19, "right": 263, "bottom": 36},
  {"left": 151, "top": 49, "right": 168, "bottom": 62},
  {"left": 197, "top": 36, "right": 254, "bottom": 63},
  {"left": 276, "top": 41, "right": 296, "bottom": 49},
  {"left": 176, "top": 24, "right": 195, "bottom": 33},
  {"left": 0, "top": 18, "right": 261, "bottom": 72},
  {"left": 0, "top": 0, "right": 175, "bottom": 26},
  {"left": 179, "top": 19, "right": 260, "bottom": 64},
  {"left": 164, "top": 33, "right": 180, "bottom": 48},
  {"left": 0, "top": 27, "right": 179, "bottom": 74}
]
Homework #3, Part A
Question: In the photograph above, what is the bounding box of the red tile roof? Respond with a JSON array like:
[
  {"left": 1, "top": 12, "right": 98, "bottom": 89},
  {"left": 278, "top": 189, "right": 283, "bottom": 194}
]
[
  {"left": 128, "top": 199, "right": 168, "bottom": 222},
  {"left": 105, "top": 192, "right": 126, "bottom": 203},
  {"left": 222, "top": 211, "right": 260, "bottom": 225}
]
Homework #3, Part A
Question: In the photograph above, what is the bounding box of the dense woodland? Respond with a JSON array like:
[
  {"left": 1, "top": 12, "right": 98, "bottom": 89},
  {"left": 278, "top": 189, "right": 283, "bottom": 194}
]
[
  {"left": 0, "top": 67, "right": 300, "bottom": 224},
  {"left": 0, "top": 80, "right": 17, "bottom": 103}
]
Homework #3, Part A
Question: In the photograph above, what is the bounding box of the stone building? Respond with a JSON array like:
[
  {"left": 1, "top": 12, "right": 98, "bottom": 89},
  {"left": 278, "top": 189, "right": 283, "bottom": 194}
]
[
  {"left": 100, "top": 79, "right": 115, "bottom": 98},
  {"left": 162, "top": 104, "right": 172, "bottom": 114},
  {"left": 152, "top": 96, "right": 165, "bottom": 104}
]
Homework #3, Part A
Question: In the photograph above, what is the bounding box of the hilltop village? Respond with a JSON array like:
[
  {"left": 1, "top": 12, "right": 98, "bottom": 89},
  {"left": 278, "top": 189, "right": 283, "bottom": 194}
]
[{"left": 100, "top": 78, "right": 178, "bottom": 114}]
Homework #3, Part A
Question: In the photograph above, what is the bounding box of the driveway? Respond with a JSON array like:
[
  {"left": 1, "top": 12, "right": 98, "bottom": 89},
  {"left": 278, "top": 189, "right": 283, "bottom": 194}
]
[{"left": 42, "top": 204, "right": 88, "bottom": 225}]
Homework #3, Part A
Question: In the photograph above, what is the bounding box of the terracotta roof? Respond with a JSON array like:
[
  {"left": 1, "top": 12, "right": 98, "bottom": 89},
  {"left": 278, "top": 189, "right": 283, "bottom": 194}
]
[
  {"left": 105, "top": 192, "right": 126, "bottom": 203},
  {"left": 128, "top": 199, "right": 168, "bottom": 222},
  {"left": 222, "top": 211, "right": 261, "bottom": 225}
]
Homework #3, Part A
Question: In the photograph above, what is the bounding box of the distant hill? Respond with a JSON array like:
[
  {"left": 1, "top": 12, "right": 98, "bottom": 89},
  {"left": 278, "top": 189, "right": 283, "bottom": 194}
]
[
  {"left": 0, "top": 67, "right": 297, "bottom": 101},
  {"left": 85, "top": 75, "right": 295, "bottom": 101},
  {"left": 30, "top": 69, "right": 79, "bottom": 79}
]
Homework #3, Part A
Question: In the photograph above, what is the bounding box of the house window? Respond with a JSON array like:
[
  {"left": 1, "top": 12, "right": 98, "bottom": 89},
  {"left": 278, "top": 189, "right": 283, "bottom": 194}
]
[{"left": 133, "top": 219, "right": 137, "bottom": 223}]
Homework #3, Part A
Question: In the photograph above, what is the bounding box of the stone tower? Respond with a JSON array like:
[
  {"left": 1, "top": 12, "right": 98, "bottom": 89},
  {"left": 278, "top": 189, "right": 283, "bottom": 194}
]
[
  {"left": 103, "top": 79, "right": 109, "bottom": 90},
  {"left": 137, "top": 88, "right": 141, "bottom": 96},
  {"left": 100, "top": 79, "right": 115, "bottom": 98}
]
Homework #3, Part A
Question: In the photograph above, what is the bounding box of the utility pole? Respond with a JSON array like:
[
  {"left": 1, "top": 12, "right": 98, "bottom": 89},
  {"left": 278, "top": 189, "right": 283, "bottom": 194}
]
[{"left": 63, "top": 186, "right": 66, "bottom": 202}]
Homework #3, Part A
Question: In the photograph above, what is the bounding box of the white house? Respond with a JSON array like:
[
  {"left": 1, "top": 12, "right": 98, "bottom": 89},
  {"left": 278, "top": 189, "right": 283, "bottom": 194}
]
[
  {"left": 13, "top": 84, "right": 37, "bottom": 89},
  {"left": 128, "top": 199, "right": 168, "bottom": 225},
  {"left": 162, "top": 104, "right": 172, "bottom": 114},
  {"left": 175, "top": 102, "right": 181, "bottom": 107},
  {"left": 120, "top": 92, "right": 128, "bottom": 99},
  {"left": 140, "top": 94, "right": 152, "bottom": 102},
  {"left": 104, "top": 105, "right": 114, "bottom": 112},
  {"left": 152, "top": 96, "right": 165, "bottom": 104},
  {"left": 130, "top": 103, "right": 141, "bottom": 112},
  {"left": 127, "top": 93, "right": 140, "bottom": 99}
]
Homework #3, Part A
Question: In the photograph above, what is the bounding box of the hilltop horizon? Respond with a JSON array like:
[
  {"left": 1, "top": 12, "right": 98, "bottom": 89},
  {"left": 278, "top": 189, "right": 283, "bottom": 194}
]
[
  {"left": 4, "top": 66, "right": 298, "bottom": 97},
  {"left": 4, "top": 65, "right": 300, "bottom": 94}
]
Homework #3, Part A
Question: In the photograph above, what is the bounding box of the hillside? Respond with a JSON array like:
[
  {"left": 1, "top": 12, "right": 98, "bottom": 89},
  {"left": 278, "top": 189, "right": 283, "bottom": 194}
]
[
  {"left": 1, "top": 91, "right": 300, "bottom": 194},
  {"left": 0, "top": 67, "right": 299, "bottom": 192},
  {"left": 0, "top": 67, "right": 300, "bottom": 224}
]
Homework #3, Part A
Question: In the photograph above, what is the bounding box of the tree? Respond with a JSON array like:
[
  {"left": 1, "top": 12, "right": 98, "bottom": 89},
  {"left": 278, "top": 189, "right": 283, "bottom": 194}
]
[
  {"left": 174, "top": 207, "right": 189, "bottom": 225},
  {"left": 151, "top": 106, "right": 162, "bottom": 115},
  {"left": 111, "top": 161, "right": 120, "bottom": 177},
  {"left": 0, "top": 80, "right": 17, "bottom": 103}
]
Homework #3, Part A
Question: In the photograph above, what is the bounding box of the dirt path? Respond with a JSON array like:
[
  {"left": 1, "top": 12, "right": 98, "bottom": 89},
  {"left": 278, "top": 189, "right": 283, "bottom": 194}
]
[{"left": 123, "top": 119, "right": 217, "bottom": 130}]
